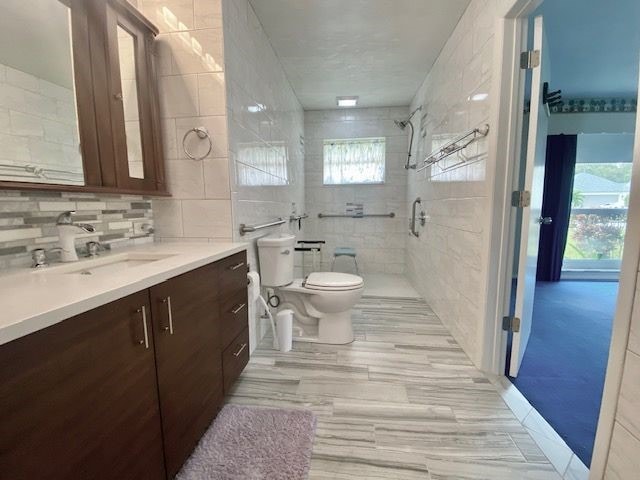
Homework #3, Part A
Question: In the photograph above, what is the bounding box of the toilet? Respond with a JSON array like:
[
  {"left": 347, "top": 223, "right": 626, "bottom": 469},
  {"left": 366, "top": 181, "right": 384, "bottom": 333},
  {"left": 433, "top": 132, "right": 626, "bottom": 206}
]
[{"left": 257, "top": 234, "right": 363, "bottom": 344}]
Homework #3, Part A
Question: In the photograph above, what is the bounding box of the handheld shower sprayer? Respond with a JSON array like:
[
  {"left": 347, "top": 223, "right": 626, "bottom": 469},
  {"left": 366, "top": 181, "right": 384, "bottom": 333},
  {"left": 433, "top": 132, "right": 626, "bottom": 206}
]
[{"left": 395, "top": 106, "right": 422, "bottom": 169}]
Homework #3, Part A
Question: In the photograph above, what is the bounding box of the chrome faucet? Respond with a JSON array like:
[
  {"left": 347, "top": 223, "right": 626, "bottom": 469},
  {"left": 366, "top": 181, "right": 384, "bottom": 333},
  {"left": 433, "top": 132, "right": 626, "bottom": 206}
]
[
  {"left": 56, "top": 211, "right": 96, "bottom": 262},
  {"left": 31, "top": 247, "right": 62, "bottom": 268}
]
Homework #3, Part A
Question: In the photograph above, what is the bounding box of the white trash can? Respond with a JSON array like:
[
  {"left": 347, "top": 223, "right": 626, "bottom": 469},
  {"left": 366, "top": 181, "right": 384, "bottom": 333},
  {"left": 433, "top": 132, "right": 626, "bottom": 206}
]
[{"left": 276, "top": 309, "right": 293, "bottom": 353}]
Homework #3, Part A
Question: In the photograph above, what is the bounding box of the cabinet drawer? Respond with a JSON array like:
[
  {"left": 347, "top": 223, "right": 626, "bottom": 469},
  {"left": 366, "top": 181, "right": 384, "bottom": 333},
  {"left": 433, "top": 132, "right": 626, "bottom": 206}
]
[
  {"left": 222, "top": 327, "right": 250, "bottom": 394},
  {"left": 216, "top": 251, "right": 247, "bottom": 297},
  {"left": 221, "top": 291, "right": 249, "bottom": 349}
]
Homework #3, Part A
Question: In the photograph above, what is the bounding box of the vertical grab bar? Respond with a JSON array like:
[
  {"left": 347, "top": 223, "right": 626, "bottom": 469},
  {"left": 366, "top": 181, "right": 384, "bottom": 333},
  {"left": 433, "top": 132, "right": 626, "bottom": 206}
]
[{"left": 410, "top": 197, "right": 421, "bottom": 237}]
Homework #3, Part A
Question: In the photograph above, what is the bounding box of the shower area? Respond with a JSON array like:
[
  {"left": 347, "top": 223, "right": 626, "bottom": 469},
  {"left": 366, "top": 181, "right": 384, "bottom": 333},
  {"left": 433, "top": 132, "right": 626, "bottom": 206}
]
[
  {"left": 301, "top": 106, "right": 419, "bottom": 297},
  {"left": 299, "top": 89, "right": 489, "bottom": 307}
]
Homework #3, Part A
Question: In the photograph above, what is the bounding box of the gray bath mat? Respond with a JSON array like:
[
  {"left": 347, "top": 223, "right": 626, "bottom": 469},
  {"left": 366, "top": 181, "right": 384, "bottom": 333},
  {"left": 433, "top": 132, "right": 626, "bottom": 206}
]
[{"left": 176, "top": 404, "right": 317, "bottom": 480}]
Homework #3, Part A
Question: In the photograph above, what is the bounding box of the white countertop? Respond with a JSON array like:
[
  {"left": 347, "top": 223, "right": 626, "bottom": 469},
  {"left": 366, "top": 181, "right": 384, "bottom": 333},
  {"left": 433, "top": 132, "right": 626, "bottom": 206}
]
[{"left": 0, "top": 242, "right": 247, "bottom": 346}]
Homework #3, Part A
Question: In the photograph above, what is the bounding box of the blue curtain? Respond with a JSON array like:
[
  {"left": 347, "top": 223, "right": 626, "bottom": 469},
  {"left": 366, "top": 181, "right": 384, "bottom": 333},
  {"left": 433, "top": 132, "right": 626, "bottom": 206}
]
[{"left": 536, "top": 135, "right": 578, "bottom": 281}]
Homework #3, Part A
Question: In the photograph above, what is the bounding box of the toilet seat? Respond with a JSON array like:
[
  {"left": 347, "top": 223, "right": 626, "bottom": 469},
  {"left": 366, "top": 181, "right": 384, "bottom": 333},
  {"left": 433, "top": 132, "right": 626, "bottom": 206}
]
[{"left": 303, "top": 272, "right": 363, "bottom": 291}]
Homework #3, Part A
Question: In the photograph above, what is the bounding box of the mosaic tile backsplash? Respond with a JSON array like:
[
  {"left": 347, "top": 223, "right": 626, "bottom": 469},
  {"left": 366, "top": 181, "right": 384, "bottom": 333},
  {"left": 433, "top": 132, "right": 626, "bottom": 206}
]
[{"left": 0, "top": 190, "right": 154, "bottom": 269}]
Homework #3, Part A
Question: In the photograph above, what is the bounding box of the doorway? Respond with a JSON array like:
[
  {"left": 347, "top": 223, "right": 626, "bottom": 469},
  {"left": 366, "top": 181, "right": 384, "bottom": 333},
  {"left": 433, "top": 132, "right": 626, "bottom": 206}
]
[{"left": 502, "top": 0, "right": 640, "bottom": 470}]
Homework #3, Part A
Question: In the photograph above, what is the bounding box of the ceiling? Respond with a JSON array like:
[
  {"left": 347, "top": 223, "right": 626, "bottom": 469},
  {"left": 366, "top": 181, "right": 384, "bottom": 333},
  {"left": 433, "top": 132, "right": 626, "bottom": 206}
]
[
  {"left": 0, "top": 0, "right": 74, "bottom": 89},
  {"left": 538, "top": 0, "right": 640, "bottom": 98},
  {"left": 249, "top": 0, "right": 471, "bottom": 110}
]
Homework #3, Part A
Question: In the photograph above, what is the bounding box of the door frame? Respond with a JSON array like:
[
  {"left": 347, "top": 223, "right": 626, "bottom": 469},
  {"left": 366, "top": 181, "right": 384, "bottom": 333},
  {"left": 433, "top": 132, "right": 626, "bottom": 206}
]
[
  {"left": 480, "top": 0, "right": 541, "bottom": 376},
  {"left": 483, "top": 1, "right": 640, "bottom": 478},
  {"left": 589, "top": 62, "right": 640, "bottom": 478}
]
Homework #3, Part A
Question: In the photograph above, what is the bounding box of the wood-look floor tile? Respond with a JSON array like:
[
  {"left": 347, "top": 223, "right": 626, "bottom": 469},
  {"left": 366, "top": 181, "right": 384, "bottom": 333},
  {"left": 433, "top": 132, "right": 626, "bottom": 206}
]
[
  {"left": 225, "top": 296, "right": 560, "bottom": 479},
  {"left": 297, "top": 379, "right": 409, "bottom": 402},
  {"left": 427, "top": 458, "right": 562, "bottom": 480},
  {"left": 308, "top": 458, "right": 431, "bottom": 480},
  {"left": 376, "top": 426, "right": 526, "bottom": 463},
  {"left": 310, "top": 443, "right": 431, "bottom": 479}
]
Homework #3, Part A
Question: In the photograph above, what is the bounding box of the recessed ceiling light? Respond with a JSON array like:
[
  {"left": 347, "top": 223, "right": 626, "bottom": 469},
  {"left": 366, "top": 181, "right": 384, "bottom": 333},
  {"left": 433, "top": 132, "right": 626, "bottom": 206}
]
[
  {"left": 337, "top": 96, "right": 358, "bottom": 107},
  {"left": 469, "top": 93, "right": 489, "bottom": 102}
]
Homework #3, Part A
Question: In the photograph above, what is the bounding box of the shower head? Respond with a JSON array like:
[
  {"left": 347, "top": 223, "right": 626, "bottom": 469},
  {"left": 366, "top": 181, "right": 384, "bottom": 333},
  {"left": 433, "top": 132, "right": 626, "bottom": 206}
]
[
  {"left": 394, "top": 106, "right": 422, "bottom": 131},
  {"left": 395, "top": 106, "right": 423, "bottom": 169}
]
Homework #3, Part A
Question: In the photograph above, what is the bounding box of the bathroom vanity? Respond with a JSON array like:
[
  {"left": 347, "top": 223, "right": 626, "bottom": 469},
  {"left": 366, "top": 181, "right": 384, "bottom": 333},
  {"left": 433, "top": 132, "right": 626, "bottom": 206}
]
[{"left": 0, "top": 243, "right": 249, "bottom": 479}]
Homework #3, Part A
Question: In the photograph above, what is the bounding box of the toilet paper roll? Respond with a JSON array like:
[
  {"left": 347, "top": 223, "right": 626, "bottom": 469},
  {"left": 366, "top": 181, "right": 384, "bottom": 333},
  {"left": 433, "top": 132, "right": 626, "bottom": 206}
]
[{"left": 247, "top": 271, "right": 261, "bottom": 303}]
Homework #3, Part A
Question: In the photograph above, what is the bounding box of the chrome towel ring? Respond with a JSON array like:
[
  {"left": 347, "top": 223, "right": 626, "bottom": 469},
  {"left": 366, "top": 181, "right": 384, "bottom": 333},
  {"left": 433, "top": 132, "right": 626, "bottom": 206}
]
[{"left": 182, "top": 126, "right": 212, "bottom": 161}]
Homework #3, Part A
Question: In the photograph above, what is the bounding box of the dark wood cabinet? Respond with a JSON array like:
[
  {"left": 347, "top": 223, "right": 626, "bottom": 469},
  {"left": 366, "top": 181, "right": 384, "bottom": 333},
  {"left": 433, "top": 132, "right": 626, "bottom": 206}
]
[
  {"left": 216, "top": 251, "right": 250, "bottom": 393},
  {"left": 150, "top": 263, "right": 224, "bottom": 478},
  {"left": 223, "top": 327, "right": 251, "bottom": 394},
  {"left": 104, "top": 1, "right": 166, "bottom": 193},
  {"left": 0, "top": 251, "right": 250, "bottom": 480},
  {"left": 0, "top": 290, "right": 166, "bottom": 480},
  {"left": 0, "top": 0, "right": 167, "bottom": 196}
]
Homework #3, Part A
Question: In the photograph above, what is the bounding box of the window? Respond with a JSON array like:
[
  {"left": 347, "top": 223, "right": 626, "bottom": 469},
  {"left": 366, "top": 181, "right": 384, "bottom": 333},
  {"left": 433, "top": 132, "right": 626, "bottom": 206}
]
[
  {"left": 563, "top": 162, "right": 631, "bottom": 272},
  {"left": 323, "top": 137, "right": 385, "bottom": 185}
]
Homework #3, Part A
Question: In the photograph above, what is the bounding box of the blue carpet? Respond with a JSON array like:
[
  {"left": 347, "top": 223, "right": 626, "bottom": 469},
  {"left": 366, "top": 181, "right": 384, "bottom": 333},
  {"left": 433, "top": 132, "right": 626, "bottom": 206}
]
[{"left": 508, "top": 281, "right": 616, "bottom": 467}]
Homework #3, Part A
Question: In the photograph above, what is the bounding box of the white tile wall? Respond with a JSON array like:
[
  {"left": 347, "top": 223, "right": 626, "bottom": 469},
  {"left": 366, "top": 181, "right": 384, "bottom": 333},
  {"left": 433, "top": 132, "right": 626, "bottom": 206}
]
[
  {"left": 142, "top": 0, "right": 304, "bottom": 349},
  {"left": 303, "top": 107, "right": 409, "bottom": 274},
  {"left": 222, "top": 0, "right": 305, "bottom": 264},
  {"left": 222, "top": 0, "right": 305, "bottom": 350},
  {"left": 405, "top": 0, "right": 497, "bottom": 364},
  {"left": 138, "top": 0, "right": 234, "bottom": 244}
]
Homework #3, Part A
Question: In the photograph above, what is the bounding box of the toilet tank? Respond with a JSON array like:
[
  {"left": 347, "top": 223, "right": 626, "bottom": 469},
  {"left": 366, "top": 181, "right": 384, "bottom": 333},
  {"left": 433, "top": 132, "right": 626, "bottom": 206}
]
[{"left": 257, "top": 234, "right": 296, "bottom": 287}]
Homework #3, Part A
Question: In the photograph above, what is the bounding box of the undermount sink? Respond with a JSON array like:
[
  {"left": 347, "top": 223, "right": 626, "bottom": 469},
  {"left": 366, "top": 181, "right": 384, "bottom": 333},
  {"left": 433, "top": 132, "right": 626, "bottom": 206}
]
[{"left": 38, "top": 252, "right": 176, "bottom": 276}]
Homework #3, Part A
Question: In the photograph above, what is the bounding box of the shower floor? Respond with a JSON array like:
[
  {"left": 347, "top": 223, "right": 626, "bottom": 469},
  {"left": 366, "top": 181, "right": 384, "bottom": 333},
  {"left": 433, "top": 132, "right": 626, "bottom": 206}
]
[{"left": 361, "top": 274, "right": 420, "bottom": 298}]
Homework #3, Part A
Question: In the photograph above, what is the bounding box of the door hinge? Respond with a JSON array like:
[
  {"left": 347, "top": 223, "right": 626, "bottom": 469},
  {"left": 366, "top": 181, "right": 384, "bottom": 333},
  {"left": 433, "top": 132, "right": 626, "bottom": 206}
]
[
  {"left": 502, "top": 316, "right": 521, "bottom": 333},
  {"left": 520, "top": 50, "right": 540, "bottom": 69},
  {"left": 511, "top": 190, "right": 531, "bottom": 208}
]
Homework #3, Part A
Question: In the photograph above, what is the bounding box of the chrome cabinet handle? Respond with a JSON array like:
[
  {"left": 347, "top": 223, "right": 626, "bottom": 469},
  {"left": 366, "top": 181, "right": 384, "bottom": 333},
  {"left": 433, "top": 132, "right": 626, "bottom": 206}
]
[
  {"left": 137, "top": 306, "right": 149, "bottom": 349},
  {"left": 231, "top": 303, "right": 246, "bottom": 315},
  {"left": 162, "top": 297, "right": 174, "bottom": 334},
  {"left": 229, "top": 262, "right": 245, "bottom": 271},
  {"left": 233, "top": 343, "right": 247, "bottom": 357},
  {"left": 281, "top": 249, "right": 290, "bottom": 255}
]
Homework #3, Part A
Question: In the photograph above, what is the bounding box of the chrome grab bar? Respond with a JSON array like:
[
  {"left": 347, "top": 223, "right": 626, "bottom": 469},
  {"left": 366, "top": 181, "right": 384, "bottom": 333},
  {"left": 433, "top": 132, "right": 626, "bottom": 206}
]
[
  {"left": 410, "top": 197, "right": 421, "bottom": 238},
  {"left": 239, "top": 218, "right": 286, "bottom": 236},
  {"left": 318, "top": 212, "right": 395, "bottom": 218}
]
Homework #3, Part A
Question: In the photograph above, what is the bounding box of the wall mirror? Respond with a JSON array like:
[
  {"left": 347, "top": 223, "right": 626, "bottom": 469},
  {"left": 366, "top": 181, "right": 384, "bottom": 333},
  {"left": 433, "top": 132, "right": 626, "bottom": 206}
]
[
  {"left": 116, "top": 25, "right": 145, "bottom": 179},
  {"left": 0, "top": 0, "right": 84, "bottom": 186}
]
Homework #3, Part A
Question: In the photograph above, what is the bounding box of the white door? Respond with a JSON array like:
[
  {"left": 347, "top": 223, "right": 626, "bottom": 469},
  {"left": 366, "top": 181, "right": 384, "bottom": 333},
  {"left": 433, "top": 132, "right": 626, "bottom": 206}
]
[{"left": 510, "top": 15, "right": 550, "bottom": 377}]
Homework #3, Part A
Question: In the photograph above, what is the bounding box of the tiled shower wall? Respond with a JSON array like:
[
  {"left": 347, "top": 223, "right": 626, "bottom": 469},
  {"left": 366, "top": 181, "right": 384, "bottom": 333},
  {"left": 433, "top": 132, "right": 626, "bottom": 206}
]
[
  {"left": 406, "top": 0, "right": 495, "bottom": 365},
  {"left": 0, "top": 190, "right": 153, "bottom": 269},
  {"left": 222, "top": 0, "right": 305, "bottom": 270},
  {"left": 304, "top": 107, "right": 409, "bottom": 274}
]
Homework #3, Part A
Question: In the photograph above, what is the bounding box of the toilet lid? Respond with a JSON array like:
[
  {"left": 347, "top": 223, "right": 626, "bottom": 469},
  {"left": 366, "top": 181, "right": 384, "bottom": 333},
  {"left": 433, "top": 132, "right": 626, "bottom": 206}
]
[{"left": 304, "top": 272, "right": 364, "bottom": 291}]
